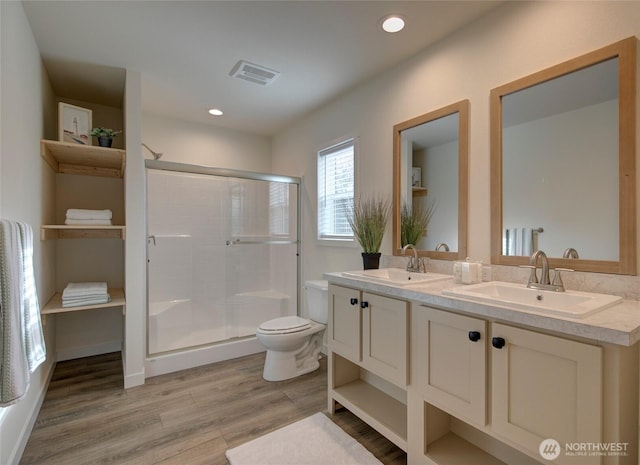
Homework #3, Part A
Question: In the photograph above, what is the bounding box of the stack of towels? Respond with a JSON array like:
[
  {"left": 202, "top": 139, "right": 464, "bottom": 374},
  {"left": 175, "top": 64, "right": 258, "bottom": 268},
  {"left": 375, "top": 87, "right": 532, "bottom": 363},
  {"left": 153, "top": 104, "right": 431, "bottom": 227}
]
[
  {"left": 65, "top": 209, "right": 112, "bottom": 226},
  {"left": 62, "top": 282, "right": 111, "bottom": 308}
]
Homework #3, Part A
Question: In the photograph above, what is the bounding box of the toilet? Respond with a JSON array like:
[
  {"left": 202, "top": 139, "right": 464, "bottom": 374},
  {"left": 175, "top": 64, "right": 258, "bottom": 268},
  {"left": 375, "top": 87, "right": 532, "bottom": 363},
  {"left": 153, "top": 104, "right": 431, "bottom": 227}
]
[{"left": 256, "top": 280, "right": 328, "bottom": 381}]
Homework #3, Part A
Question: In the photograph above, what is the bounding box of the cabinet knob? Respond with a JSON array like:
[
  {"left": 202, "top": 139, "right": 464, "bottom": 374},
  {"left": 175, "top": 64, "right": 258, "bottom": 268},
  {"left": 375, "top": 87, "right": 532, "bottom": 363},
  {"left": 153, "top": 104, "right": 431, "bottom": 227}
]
[
  {"left": 350, "top": 298, "right": 358, "bottom": 306},
  {"left": 468, "top": 331, "right": 481, "bottom": 342},
  {"left": 360, "top": 301, "right": 369, "bottom": 309},
  {"left": 492, "top": 337, "right": 506, "bottom": 349}
]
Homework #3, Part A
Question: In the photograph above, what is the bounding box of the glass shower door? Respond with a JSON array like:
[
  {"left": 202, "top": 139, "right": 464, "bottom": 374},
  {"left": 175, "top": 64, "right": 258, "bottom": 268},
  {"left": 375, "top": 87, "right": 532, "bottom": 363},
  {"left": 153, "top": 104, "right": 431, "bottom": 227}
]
[
  {"left": 225, "top": 178, "right": 299, "bottom": 338},
  {"left": 147, "top": 168, "right": 299, "bottom": 356}
]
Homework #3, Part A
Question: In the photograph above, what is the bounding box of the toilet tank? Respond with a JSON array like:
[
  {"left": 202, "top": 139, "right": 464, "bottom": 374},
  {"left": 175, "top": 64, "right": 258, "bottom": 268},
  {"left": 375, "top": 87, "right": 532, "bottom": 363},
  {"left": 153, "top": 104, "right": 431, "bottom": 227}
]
[{"left": 305, "top": 280, "right": 328, "bottom": 324}]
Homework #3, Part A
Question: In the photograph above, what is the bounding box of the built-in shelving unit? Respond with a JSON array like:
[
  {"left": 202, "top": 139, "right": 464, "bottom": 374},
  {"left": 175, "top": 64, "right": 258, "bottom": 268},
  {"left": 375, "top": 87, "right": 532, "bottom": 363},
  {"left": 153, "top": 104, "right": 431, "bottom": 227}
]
[
  {"left": 332, "top": 378, "right": 407, "bottom": 450},
  {"left": 426, "top": 432, "right": 508, "bottom": 465},
  {"left": 40, "top": 138, "right": 126, "bottom": 318},
  {"left": 40, "top": 139, "right": 125, "bottom": 178},
  {"left": 40, "top": 139, "right": 126, "bottom": 241},
  {"left": 41, "top": 288, "right": 125, "bottom": 315},
  {"left": 40, "top": 225, "right": 126, "bottom": 240},
  {"left": 412, "top": 186, "right": 429, "bottom": 196}
]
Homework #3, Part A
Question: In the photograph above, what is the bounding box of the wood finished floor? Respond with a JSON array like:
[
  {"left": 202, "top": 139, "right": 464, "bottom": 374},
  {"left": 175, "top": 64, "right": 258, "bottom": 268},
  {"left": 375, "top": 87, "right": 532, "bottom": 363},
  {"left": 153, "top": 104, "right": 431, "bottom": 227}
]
[{"left": 20, "top": 352, "right": 406, "bottom": 465}]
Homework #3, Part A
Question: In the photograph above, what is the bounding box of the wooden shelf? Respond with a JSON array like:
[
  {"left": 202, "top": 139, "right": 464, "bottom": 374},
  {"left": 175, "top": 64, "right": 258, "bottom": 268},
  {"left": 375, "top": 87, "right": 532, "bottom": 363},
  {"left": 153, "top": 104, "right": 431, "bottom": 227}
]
[
  {"left": 42, "top": 288, "right": 125, "bottom": 315},
  {"left": 332, "top": 379, "right": 408, "bottom": 451},
  {"left": 412, "top": 187, "right": 429, "bottom": 196},
  {"left": 426, "top": 432, "right": 507, "bottom": 465},
  {"left": 41, "top": 139, "right": 125, "bottom": 178},
  {"left": 41, "top": 225, "right": 125, "bottom": 240}
]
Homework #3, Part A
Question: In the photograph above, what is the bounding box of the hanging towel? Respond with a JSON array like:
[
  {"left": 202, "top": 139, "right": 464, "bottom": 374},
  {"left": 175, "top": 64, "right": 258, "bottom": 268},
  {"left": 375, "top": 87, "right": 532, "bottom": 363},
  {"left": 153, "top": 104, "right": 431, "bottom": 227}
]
[
  {"left": 520, "top": 227, "right": 533, "bottom": 257},
  {"left": 505, "top": 227, "right": 533, "bottom": 256},
  {"left": 65, "top": 209, "right": 112, "bottom": 220},
  {"left": 0, "top": 220, "right": 46, "bottom": 406},
  {"left": 507, "top": 228, "right": 517, "bottom": 256}
]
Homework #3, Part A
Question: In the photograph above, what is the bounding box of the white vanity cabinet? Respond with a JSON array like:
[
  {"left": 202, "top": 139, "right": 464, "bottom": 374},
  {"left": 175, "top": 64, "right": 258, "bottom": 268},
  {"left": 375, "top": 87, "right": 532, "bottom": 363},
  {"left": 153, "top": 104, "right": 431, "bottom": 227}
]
[
  {"left": 491, "top": 322, "right": 602, "bottom": 465},
  {"left": 413, "top": 307, "right": 487, "bottom": 427},
  {"left": 410, "top": 305, "right": 636, "bottom": 465},
  {"left": 328, "top": 284, "right": 409, "bottom": 387},
  {"left": 328, "top": 284, "right": 362, "bottom": 362},
  {"left": 328, "top": 284, "right": 409, "bottom": 450}
]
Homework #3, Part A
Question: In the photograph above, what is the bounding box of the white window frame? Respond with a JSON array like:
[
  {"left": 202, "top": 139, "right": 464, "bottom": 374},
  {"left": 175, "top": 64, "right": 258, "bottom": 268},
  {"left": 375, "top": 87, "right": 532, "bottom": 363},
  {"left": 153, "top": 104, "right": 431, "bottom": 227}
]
[{"left": 316, "top": 136, "right": 358, "bottom": 247}]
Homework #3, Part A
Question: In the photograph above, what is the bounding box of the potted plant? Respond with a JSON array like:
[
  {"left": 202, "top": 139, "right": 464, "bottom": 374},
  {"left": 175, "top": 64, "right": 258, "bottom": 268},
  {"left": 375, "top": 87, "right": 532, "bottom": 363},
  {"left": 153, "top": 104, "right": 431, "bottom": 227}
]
[
  {"left": 401, "top": 200, "right": 435, "bottom": 247},
  {"left": 90, "top": 127, "right": 122, "bottom": 148},
  {"left": 345, "top": 196, "right": 390, "bottom": 269}
]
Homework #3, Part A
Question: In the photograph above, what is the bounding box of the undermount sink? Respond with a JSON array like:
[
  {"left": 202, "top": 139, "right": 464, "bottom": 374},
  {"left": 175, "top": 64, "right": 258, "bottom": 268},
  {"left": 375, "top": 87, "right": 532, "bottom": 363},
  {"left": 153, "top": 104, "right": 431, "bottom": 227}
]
[
  {"left": 442, "top": 281, "right": 622, "bottom": 318},
  {"left": 342, "top": 268, "right": 451, "bottom": 286}
]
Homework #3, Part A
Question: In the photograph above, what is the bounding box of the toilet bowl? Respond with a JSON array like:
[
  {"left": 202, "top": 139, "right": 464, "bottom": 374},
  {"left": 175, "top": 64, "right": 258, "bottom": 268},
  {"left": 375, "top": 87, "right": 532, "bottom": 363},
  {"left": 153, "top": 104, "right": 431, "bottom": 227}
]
[{"left": 256, "top": 280, "right": 328, "bottom": 381}]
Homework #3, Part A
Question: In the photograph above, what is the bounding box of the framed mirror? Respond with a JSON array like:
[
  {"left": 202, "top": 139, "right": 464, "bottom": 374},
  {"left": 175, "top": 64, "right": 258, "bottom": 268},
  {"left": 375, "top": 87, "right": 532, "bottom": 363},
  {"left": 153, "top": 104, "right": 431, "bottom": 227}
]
[
  {"left": 393, "top": 100, "right": 469, "bottom": 260},
  {"left": 490, "top": 37, "right": 636, "bottom": 274}
]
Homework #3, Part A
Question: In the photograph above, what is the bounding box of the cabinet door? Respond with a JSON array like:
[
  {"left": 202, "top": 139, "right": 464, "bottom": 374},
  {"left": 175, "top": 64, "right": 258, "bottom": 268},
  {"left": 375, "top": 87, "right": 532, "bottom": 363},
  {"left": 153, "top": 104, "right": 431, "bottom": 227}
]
[
  {"left": 414, "top": 306, "right": 486, "bottom": 426},
  {"left": 328, "top": 284, "right": 362, "bottom": 363},
  {"left": 491, "top": 323, "right": 602, "bottom": 465},
  {"left": 361, "top": 292, "right": 408, "bottom": 387}
]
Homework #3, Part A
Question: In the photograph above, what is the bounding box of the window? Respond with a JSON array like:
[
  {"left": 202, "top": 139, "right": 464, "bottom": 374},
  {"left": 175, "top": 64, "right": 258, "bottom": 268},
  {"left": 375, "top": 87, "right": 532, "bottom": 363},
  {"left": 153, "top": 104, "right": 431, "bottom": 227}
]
[
  {"left": 317, "top": 138, "right": 355, "bottom": 242},
  {"left": 269, "top": 182, "right": 290, "bottom": 237}
]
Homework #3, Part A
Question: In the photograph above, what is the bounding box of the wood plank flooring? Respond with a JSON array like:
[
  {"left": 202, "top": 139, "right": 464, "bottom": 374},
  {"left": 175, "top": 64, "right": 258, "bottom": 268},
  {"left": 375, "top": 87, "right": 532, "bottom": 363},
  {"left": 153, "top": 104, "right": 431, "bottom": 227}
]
[{"left": 20, "top": 352, "right": 406, "bottom": 465}]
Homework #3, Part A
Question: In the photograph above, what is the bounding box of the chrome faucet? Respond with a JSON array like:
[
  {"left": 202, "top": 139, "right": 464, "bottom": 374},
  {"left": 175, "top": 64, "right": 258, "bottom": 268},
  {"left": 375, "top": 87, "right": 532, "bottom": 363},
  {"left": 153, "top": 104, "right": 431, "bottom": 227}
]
[
  {"left": 435, "top": 243, "right": 450, "bottom": 252},
  {"left": 528, "top": 250, "right": 550, "bottom": 286},
  {"left": 402, "top": 244, "right": 425, "bottom": 273},
  {"left": 524, "top": 249, "right": 568, "bottom": 292},
  {"left": 563, "top": 247, "right": 579, "bottom": 259}
]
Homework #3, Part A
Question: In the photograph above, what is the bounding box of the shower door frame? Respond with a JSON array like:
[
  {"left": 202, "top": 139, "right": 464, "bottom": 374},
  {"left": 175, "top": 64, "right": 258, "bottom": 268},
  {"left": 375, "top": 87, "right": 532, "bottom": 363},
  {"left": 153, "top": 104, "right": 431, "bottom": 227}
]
[{"left": 145, "top": 159, "right": 302, "bottom": 356}]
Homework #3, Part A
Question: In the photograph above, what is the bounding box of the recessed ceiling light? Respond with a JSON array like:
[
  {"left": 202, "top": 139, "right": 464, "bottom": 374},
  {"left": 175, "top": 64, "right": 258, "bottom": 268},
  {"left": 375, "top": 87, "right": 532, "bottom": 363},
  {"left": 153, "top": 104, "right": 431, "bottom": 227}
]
[
  {"left": 208, "top": 108, "right": 223, "bottom": 116},
  {"left": 381, "top": 15, "right": 405, "bottom": 33}
]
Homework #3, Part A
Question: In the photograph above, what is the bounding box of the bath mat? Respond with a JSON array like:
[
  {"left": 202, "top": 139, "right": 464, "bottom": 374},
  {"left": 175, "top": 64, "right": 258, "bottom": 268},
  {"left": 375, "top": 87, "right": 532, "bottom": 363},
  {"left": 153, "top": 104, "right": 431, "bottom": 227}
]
[{"left": 225, "top": 412, "right": 383, "bottom": 465}]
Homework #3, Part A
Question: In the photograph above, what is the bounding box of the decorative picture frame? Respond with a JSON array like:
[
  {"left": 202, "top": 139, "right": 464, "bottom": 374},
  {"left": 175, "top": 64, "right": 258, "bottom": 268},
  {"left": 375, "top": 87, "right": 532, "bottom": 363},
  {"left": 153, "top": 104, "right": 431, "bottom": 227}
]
[
  {"left": 412, "top": 167, "right": 422, "bottom": 187},
  {"left": 59, "top": 102, "right": 92, "bottom": 145}
]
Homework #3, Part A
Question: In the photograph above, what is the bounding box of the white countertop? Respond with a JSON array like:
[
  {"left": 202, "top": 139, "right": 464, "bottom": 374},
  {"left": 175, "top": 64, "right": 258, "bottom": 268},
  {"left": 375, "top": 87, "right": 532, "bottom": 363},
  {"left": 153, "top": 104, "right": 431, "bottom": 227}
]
[{"left": 324, "top": 271, "right": 640, "bottom": 347}]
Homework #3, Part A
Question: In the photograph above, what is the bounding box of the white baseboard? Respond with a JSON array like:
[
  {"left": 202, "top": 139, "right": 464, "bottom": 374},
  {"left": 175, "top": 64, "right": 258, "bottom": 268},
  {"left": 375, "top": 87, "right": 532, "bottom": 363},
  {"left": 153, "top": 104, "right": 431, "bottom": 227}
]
[
  {"left": 56, "top": 340, "right": 122, "bottom": 361},
  {"left": 145, "top": 337, "right": 264, "bottom": 378},
  {"left": 1, "top": 357, "right": 55, "bottom": 465},
  {"left": 123, "top": 369, "right": 145, "bottom": 389}
]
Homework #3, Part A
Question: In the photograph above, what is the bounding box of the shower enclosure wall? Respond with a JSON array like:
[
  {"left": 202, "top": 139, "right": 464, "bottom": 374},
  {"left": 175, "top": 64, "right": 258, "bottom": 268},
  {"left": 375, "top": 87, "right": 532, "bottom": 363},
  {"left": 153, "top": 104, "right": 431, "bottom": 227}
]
[{"left": 146, "top": 161, "right": 299, "bottom": 372}]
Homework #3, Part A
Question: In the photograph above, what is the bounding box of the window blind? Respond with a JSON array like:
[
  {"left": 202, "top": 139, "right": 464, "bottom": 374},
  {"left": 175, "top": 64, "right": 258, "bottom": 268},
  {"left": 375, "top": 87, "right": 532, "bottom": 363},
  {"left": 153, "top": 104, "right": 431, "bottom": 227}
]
[{"left": 317, "top": 139, "right": 354, "bottom": 240}]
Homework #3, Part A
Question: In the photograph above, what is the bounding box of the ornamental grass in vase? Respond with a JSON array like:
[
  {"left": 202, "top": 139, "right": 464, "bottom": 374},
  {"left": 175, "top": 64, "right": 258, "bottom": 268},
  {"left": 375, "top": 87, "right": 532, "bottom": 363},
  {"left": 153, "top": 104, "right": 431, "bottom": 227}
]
[
  {"left": 345, "top": 196, "right": 390, "bottom": 269},
  {"left": 401, "top": 200, "right": 435, "bottom": 247}
]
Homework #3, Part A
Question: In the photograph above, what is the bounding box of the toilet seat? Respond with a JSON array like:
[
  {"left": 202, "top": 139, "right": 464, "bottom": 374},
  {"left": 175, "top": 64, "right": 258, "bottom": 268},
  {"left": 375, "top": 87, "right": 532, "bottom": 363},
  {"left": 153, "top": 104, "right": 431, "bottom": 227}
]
[{"left": 258, "top": 316, "right": 311, "bottom": 334}]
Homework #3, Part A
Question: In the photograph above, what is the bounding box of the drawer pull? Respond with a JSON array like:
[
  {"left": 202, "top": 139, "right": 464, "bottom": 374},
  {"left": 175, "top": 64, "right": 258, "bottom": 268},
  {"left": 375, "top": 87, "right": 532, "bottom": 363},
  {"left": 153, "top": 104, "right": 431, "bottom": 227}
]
[
  {"left": 350, "top": 298, "right": 358, "bottom": 306},
  {"left": 492, "top": 337, "right": 506, "bottom": 349},
  {"left": 468, "top": 331, "right": 481, "bottom": 342},
  {"left": 360, "top": 301, "right": 369, "bottom": 309}
]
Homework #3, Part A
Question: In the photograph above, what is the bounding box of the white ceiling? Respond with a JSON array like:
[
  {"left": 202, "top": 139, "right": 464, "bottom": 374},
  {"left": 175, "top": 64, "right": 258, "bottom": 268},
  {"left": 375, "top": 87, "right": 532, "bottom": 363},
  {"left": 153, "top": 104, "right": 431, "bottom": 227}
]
[{"left": 22, "top": 1, "right": 502, "bottom": 136}]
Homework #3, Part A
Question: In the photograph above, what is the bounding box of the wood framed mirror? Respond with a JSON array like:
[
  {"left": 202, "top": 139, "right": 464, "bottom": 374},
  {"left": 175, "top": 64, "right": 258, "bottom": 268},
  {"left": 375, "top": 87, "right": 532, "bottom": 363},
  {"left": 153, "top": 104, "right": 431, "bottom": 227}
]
[
  {"left": 393, "top": 100, "right": 469, "bottom": 260},
  {"left": 490, "top": 37, "right": 636, "bottom": 274}
]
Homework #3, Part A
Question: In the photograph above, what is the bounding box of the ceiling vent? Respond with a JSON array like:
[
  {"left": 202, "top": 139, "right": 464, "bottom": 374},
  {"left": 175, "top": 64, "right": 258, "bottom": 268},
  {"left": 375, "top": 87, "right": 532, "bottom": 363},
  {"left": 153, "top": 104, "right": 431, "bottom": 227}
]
[{"left": 230, "top": 60, "right": 280, "bottom": 86}]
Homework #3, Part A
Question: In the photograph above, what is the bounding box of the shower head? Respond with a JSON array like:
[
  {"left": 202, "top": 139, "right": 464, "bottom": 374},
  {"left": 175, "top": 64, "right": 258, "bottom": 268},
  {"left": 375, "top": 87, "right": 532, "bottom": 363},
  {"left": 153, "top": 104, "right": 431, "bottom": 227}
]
[{"left": 141, "top": 142, "right": 163, "bottom": 160}]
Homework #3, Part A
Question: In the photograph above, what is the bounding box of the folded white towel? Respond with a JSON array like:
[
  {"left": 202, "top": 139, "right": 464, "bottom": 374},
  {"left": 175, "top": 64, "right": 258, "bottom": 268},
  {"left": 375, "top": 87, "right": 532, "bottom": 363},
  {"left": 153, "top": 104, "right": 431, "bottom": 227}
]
[
  {"left": 65, "top": 219, "right": 112, "bottom": 226},
  {"left": 62, "top": 282, "right": 108, "bottom": 299},
  {"left": 62, "top": 295, "right": 111, "bottom": 308},
  {"left": 63, "top": 293, "right": 109, "bottom": 302},
  {"left": 66, "top": 209, "right": 112, "bottom": 220}
]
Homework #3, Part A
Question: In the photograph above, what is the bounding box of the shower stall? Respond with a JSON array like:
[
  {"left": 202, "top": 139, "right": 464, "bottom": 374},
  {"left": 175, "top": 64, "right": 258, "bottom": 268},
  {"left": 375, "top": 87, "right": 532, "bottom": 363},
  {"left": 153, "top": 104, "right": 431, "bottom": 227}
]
[{"left": 145, "top": 161, "right": 300, "bottom": 373}]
